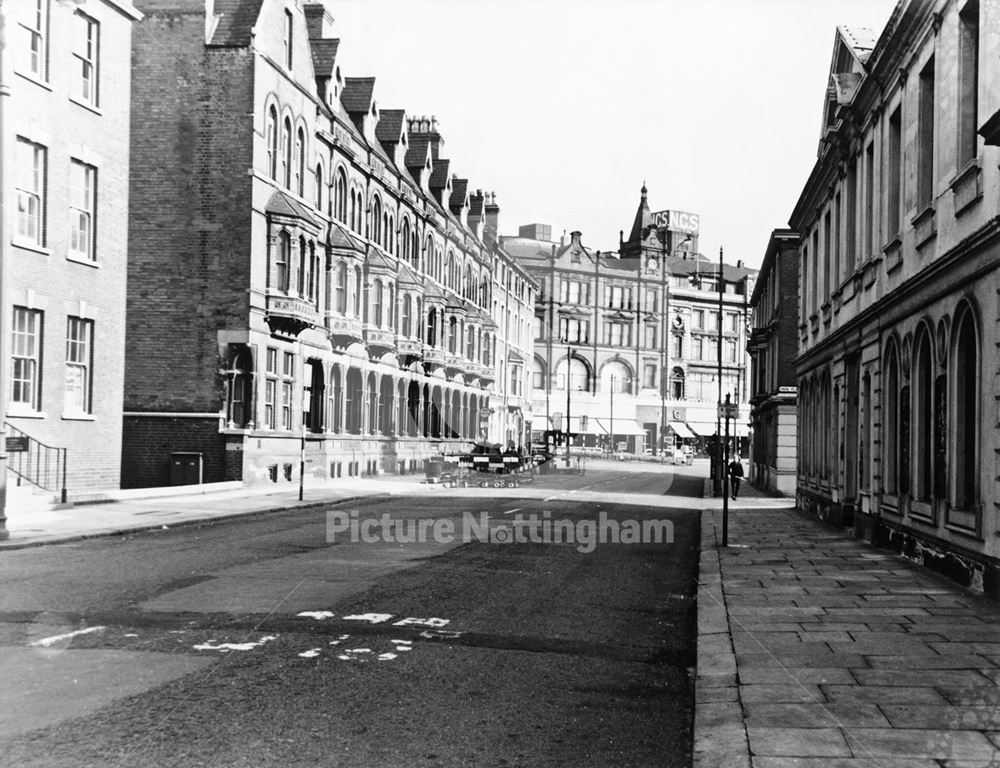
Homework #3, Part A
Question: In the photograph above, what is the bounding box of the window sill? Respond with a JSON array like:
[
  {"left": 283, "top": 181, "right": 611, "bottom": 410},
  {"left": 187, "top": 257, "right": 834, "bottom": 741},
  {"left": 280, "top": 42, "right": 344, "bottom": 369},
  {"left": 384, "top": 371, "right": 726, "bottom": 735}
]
[
  {"left": 69, "top": 97, "right": 102, "bottom": 116},
  {"left": 911, "top": 204, "right": 936, "bottom": 250},
  {"left": 61, "top": 413, "right": 96, "bottom": 421},
  {"left": 883, "top": 236, "right": 903, "bottom": 273},
  {"left": 950, "top": 159, "right": 982, "bottom": 217},
  {"left": 7, "top": 408, "right": 47, "bottom": 419},
  {"left": 11, "top": 239, "right": 51, "bottom": 257},
  {"left": 66, "top": 254, "right": 100, "bottom": 268},
  {"left": 14, "top": 69, "right": 52, "bottom": 91}
]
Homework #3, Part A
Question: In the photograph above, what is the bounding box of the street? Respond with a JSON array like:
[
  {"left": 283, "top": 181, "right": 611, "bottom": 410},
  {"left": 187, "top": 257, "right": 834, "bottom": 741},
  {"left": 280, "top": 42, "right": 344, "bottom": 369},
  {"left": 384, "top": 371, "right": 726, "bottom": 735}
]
[{"left": 0, "top": 464, "right": 703, "bottom": 767}]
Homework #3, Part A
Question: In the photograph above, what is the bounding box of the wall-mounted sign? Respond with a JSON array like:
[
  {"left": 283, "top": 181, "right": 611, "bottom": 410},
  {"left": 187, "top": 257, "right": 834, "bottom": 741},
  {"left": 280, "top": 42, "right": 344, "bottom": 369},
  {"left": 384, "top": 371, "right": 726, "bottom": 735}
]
[
  {"left": 650, "top": 210, "right": 700, "bottom": 235},
  {"left": 6, "top": 437, "right": 28, "bottom": 452}
]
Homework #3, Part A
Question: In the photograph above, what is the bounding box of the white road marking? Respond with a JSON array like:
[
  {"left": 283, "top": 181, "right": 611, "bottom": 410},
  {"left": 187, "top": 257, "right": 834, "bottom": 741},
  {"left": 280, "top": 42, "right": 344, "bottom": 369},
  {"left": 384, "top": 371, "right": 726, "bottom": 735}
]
[
  {"left": 377, "top": 653, "right": 397, "bottom": 661},
  {"left": 298, "top": 649, "right": 321, "bottom": 658},
  {"left": 343, "top": 613, "right": 393, "bottom": 624},
  {"left": 393, "top": 617, "right": 449, "bottom": 628},
  {"left": 31, "top": 626, "right": 105, "bottom": 647},
  {"left": 192, "top": 635, "right": 278, "bottom": 653},
  {"left": 503, "top": 508, "right": 521, "bottom": 515},
  {"left": 297, "top": 611, "right": 336, "bottom": 620}
]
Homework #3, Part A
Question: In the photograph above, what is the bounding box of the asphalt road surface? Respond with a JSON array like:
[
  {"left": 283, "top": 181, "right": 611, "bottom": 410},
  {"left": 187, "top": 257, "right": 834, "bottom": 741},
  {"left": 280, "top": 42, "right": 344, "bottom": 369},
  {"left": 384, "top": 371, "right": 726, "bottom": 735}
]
[{"left": 0, "top": 464, "right": 703, "bottom": 767}]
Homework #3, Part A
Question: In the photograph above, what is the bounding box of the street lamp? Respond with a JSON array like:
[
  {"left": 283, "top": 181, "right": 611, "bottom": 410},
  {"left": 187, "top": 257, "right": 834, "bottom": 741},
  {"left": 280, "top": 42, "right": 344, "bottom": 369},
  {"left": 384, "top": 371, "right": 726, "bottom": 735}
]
[{"left": 562, "top": 338, "right": 572, "bottom": 466}]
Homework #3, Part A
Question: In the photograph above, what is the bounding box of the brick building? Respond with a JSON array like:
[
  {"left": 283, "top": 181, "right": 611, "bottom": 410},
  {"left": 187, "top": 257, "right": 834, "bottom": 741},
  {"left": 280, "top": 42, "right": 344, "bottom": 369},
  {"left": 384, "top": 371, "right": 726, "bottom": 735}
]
[
  {"left": 123, "top": 0, "right": 534, "bottom": 488},
  {"left": 748, "top": 229, "right": 800, "bottom": 495},
  {"left": 503, "top": 186, "right": 756, "bottom": 456},
  {"left": 791, "top": 0, "right": 1000, "bottom": 596},
  {"left": 4, "top": 0, "right": 142, "bottom": 499}
]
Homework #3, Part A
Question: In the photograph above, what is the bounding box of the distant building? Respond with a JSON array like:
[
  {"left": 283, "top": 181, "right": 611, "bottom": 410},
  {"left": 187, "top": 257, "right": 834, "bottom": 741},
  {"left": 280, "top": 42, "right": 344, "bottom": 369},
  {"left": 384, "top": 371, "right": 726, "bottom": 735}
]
[
  {"left": 503, "top": 186, "right": 756, "bottom": 455},
  {"left": 4, "top": 0, "right": 142, "bottom": 496},
  {"left": 791, "top": 1, "right": 1000, "bottom": 596},
  {"left": 748, "top": 229, "right": 800, "bottom": 495},
  {"left": 123, "top": 1, "right": 534, "bottom": 488}
]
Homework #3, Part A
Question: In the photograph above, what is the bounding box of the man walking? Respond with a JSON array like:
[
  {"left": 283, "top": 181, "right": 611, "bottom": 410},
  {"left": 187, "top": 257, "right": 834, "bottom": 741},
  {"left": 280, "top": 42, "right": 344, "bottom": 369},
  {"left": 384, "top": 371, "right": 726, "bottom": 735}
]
[{"left": 728, "top": 457, "right": 744, "bottom": 500}]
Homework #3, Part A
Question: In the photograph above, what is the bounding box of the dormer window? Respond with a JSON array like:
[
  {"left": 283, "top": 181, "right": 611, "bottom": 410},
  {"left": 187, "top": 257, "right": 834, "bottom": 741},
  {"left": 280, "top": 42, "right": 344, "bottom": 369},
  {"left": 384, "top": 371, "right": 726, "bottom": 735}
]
[{"left": 283, "top": 10, "right": 293, "bottom": 70}]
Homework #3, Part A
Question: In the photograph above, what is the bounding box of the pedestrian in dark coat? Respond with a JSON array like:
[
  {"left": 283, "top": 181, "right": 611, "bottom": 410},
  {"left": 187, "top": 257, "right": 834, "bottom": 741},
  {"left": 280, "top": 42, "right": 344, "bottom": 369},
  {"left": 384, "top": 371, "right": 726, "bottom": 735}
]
[{"left": 728, "top": 459, "right": 744, "bottom": 500}]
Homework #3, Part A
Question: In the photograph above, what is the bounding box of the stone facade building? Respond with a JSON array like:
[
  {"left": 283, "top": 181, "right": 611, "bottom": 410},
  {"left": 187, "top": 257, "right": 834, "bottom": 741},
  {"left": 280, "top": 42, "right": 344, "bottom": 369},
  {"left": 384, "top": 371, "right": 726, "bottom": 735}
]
[
  {"left": 4, "top": 0, "right": 142, "bottom": 498},
  {"left": 123, "top": 0, "right": 534, "bottom": 488},
  {"left": 503, "top": 186, "right": 756, "bottom": 455},
  {"left": 791, "top": 0, "right": 1000, "bottom": 596},
  {"left": 748, "top": 229, "right": 800, "bottom": 495}
]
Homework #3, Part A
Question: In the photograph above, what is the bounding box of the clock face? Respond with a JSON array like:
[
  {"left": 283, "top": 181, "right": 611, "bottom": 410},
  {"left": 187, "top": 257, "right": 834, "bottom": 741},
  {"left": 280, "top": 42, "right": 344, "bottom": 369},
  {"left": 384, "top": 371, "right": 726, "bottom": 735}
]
[{"left": 647, "top": 258, "right": 657, "bottom": 272}]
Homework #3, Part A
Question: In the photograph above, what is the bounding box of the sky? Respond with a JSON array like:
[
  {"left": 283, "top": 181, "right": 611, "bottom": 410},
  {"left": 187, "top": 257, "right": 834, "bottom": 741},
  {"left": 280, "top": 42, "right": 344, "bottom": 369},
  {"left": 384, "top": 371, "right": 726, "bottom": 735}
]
[{"left": 330, "top": 0, "right": 898, "bottom": 268}]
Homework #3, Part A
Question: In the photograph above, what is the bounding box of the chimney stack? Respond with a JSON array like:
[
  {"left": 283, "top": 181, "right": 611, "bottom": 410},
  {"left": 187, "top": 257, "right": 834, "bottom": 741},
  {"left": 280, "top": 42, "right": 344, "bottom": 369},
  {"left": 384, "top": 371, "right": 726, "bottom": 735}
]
[
  {"left": 467, "top": 189, "right": 485, "bottom": 239},
  {"left": 483, "top": 192, "right": 500, "bottom": 244}
]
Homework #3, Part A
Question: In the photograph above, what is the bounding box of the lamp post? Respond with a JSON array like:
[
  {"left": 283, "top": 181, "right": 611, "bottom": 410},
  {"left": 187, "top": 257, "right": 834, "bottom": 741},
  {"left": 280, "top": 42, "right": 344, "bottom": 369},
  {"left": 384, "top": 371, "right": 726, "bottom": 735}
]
[
  {"left": 564, "top": 339, "right": 572, "bottom": 466},
  {"left": 610, "top": 373, "right": 615, "bottom": 458}
]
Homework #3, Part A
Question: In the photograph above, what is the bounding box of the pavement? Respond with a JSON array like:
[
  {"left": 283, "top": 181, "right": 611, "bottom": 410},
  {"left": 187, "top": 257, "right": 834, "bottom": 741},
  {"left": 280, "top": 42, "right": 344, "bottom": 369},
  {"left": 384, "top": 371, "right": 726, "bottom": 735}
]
[
  {"left": 7, "top": 464, "right": 999, "bottom": 766},
  {"left": 694, "top": 495, "right": 1000, "bottom": 767}
]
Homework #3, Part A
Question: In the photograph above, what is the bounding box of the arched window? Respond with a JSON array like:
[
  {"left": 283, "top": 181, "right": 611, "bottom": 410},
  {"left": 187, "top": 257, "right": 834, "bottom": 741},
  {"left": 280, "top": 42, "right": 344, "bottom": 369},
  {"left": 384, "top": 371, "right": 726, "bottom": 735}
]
[
  {"left": 448, "top": 316, "right": 457, "bottom": 353},
  {"left": 225, "top": 346, "right": 253, "bottom": 429},
  {"left": 335, "top": 262, "right": 347, "bottom": 313},
  {"left": 464, "top": 265, "right": 473, "bottom": 300},
  {"left": 466, "top": 325, "right": 475, "bottom": 359},
  {"left": 294, "top": 127, "right": 305, "bottom": 196},
  {"left": 601, "top": 361, "right": 631, "bottom": 394},
  {"left": 387, "top": 214, "right": 395, "bottom": 254},
  {"left": 555, "top": 356, "right": 591, "bottom": 392},
  {"left": 381, "top": 211, "right": 389, "bottom": 251},
  {"left": 531, "top": 358, "right": 544, "bottom": 390},
  {"left": 266, "top": 106, "right": 279, "bottom": 180},
  {"left": 309, "top": 242, "right": 319, "bottom": 304},
  {"left": 334, "top": 169, "right": 347, "bottom": 222},
  {"left": 402, "top": 294, "right": 412, "bottom": 337},
  {"left": 297, "top": 236, "right": 307, "bottom": 295},
  {"left": 354, "top": 266, "right": 363, "bottom": 317},
  {"left": 427, "top": 306, "right": 437, "bottom": 346},
  {"left": 883, "top": 342, "right": 899, "bottom": 494},
  {"left": 373, "top": 280, "right": 383, "bottom": 326},
  {"left": 913, "top": 326, "right": 933, "bottom": 501},
  {"left": 387, "top": 284, "right": 395, "bottom": 329},
  {"left": 445, "top": 253, "right": 455, "bottom": 291},
  {"left": 953, "top": 305, "right": 979, "bottom": 510},
  {"left": 370, "top": 196, "right": 382, "bottom": 243},
  {"left": 281, "top": 117, "right": 292, "bottom": 188},
  {"left": 401, "top": 219, "right": 411, "bottom": 263},
  {"left": 314, "top": 163, "right": 323, "bottom": 211},
  {"left": 275, "top": 230, "right": 290, "bottom": 291}
]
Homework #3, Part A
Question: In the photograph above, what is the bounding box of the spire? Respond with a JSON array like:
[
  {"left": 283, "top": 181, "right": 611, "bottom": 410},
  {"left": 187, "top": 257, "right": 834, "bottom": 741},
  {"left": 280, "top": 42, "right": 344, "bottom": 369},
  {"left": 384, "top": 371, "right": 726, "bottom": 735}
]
[{"left": 625, "top": 182, "right": 653, "bottom": 247}]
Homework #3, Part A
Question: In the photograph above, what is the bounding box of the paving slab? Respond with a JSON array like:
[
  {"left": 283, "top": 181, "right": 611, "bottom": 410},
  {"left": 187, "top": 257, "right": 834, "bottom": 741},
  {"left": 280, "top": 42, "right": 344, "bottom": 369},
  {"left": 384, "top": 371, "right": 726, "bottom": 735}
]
[{"left": 697, "top": 504, "right": 1000, "bottom": 768}]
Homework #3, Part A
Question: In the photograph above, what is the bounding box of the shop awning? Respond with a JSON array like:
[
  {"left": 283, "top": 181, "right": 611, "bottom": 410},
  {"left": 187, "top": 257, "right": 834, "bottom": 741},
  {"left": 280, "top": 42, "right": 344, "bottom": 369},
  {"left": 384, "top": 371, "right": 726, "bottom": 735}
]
[
  {"left": 686, "top": 421, "right": 750, "bottom": 438},
  {"left": 594, "top": 418, "right": 647, "bottom": 437},
  {"left": 668, "top": 421, "right": 696, "bottom": 439}
]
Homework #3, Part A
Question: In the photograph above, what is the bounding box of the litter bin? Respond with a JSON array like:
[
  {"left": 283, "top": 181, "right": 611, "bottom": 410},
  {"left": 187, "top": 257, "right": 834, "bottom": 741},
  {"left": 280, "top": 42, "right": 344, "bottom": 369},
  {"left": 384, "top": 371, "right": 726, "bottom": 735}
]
[{"left": 170, "top": 452, "right": 203, "bottom": 486}]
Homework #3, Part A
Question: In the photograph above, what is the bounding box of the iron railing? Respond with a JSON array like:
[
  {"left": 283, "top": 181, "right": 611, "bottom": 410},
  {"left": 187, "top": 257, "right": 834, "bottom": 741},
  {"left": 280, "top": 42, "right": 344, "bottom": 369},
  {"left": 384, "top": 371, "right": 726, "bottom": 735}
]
[{"left": 5, "top": 422, "right": 67, "bottom": 503}]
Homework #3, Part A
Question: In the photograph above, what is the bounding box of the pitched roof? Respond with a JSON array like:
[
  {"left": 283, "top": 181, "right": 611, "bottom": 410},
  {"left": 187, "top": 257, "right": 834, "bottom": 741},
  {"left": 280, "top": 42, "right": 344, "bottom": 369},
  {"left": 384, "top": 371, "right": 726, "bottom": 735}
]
[
  {"left": 327, "top": 221, "right": 365, "bottom": 252},
  {"left": 340, "top": 77, "right": 376, "bottom": 114},
  {"left": 429, "top": 159, "right": 450, "bottom": 189},
  {"left": 450, "top": 178, "right": 469, "bottom": 211},
  {"left": 365, "top": 247, "right": 395, "bottom": 271},
  {"left": 405, "top": 136, "right": 431, "bottom": 168},
  {"left": 310, "top": 38, "right": 339, "bottom": 78},
  {"left": 266, "top": 190, "right": 320, "bottom": 228},
  {"left": 375, "top": 109, "right": 406, "bottom": 143},
  {"left": 209, "top": 0, "right": 265, "bottom": 47},
  {"left": 625, "top": 184, "right": 652, "bottom": 245},
  {"left": 396, "top": 261, "right": 423, "bottom": 288}
]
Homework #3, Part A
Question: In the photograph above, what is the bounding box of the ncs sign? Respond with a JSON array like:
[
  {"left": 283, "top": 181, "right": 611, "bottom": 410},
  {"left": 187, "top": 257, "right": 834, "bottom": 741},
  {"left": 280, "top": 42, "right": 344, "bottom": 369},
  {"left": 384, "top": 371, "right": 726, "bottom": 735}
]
[{"left": 650, "top": 210, "right": 700, "bottom": 234}]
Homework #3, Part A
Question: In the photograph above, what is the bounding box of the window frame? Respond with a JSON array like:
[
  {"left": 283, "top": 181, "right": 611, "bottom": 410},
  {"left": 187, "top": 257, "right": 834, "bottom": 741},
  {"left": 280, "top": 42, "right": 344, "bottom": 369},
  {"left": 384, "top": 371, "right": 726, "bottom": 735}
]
[
  {"left": 11, "top": 307, "right": 43, "bottom": 412},
  {"left": 69, "top": 159, "right": 97, "bottom": 261},
  {"left": 73, "top": 11, "right": 99, "bottom": 107},
  {"left": 64, "top": 316, "right": 94, "bottom": 415},
  {"left": 15, "top": 137, "right": 46, "bottom": 246}
]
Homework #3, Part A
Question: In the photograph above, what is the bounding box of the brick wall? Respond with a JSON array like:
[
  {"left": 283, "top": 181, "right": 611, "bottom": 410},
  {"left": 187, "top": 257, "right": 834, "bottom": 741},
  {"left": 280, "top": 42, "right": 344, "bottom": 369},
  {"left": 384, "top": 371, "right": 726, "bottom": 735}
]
[
  {"left": 121, "top": 416, "right": 226, "bottom": 488},
  {"left": 126, "top": 9, "right": 254, "bottom": 414}
]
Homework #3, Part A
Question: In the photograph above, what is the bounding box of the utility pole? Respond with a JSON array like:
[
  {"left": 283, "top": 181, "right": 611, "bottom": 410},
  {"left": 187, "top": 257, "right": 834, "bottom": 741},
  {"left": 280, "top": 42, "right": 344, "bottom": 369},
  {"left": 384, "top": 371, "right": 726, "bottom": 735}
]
[{"left": 723, "top": 392, "right": 731, "bottom": 546}]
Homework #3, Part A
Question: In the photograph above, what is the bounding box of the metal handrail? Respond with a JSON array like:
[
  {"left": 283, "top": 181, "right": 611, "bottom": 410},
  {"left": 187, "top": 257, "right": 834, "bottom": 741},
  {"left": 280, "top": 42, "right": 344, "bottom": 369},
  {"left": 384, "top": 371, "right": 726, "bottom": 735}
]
[{"left": 5, "top": 422, "right": 67, "bottom": 503}]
